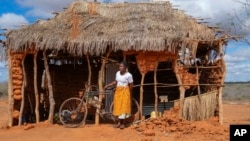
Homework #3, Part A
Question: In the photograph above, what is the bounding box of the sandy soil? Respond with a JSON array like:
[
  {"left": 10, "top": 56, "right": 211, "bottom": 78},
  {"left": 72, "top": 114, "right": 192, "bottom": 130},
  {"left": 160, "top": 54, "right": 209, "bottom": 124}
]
[{"left": 1, "top": 98, "right": 250, "bottom": 141}]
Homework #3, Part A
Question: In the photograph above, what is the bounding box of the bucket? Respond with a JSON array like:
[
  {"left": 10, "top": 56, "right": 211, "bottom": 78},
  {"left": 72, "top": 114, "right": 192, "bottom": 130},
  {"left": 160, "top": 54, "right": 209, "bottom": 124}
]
[
  {"left": 150, "top": 111, "right": 156, "bottom": 118},
  {"left": 150, "top": 111, "right": 162, "bottom": 118}
]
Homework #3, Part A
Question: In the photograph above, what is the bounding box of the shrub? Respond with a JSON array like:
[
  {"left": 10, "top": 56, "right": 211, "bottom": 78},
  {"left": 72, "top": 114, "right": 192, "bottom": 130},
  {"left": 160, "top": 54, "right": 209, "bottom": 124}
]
[{"left": 0, "top": 81, "right": 8, "bottom": 97}]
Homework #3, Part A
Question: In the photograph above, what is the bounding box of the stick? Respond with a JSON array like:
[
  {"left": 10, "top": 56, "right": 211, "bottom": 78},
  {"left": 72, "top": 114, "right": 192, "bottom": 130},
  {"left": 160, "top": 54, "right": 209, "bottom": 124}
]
[
  {"left": 86, "top": 54, "right": 92, "bottom": 91},
  {"left": 7, "top": 50, "right": 13, "bottom": 127},
  {"left": 43, "top": 50, "right": 55, "bottom": 124},
  {"left": 154, "top": 62, "right": 158, "bottom": 116},
  {"left": 18, "top": 54, "right": 26, "bottom": 126},
  {"left": 34, "top": 51, "right": 40, "bottom": 123},
  {"left": 139, "top": 73, "right": 145, "bottom": 119},
  {"left": 133, "top": 83, "right": 224, "bottom": 87},
  {"left": 173, "top": 60, "right": 185, "bottom": 118},
  {"left": 218, "top": 42, "right": 226, "bottom": 125},
  {"left": 96, "top": 48, "right": 112, "bottom": 125}
]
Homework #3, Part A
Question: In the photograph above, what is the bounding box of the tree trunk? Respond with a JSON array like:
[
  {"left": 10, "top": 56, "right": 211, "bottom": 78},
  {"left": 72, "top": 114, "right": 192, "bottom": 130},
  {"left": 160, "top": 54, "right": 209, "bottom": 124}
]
[
  {"left": 139, "top": 73, "right": 145, "bottom": 119},
  {"left": 96, "top": 49, "right": 112, "bottom": 125},
  {"left": 34, "top": 52, "right": 40, "bottom": 123},
  {"left": 18, "top": 54, "right": 26, "bottom": 126},
  {"left": 7, "top": 50, "right": 13, "bottom": 127},
  {"left": 154, "top": 63, "right": 158, "bottom": 116},
  {"left": 43, "top": 50, "right": 55, "bottom": 124}
]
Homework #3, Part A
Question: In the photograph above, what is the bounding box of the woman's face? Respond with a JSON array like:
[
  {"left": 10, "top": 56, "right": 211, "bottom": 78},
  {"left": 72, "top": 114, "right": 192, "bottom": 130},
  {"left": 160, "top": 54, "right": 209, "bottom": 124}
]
[{"left": 119, "top": 63, "right": 126, "bottom": 72}]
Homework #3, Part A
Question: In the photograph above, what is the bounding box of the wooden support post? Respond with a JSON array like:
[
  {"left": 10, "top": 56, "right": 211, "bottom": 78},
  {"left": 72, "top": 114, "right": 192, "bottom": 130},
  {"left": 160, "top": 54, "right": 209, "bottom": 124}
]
[
  {"left": 86, "top": 54, "right": 91, "bottom": 89},
  {"left": 43, "top": 50, "right": 55, "bottom": 124},
  {"left": 96, "top": 49, "right": 112, "bottom": 125},
  {"left": 195, "top": 63, "right": 201, "bottom": 98},
  {"left": 7, "top": 50, "right": 13, "bottom": 127},
  {"left": 33, "top": 51, "right": 40, "bottom": 123},
  {"left": 154, "top": 62, "right": 158, "bottom": 116},
  {"left": 123, "top": 54, "right": 126, "bottom": 61},
  {"left": 193, "top": 41, "right": 200, "bottom": 98},
  {"left": 178, "top": 85, "right": 185, "bottom": 118},
  {"left": 139, "top": 73, "right": 145, "bottom": 119},
  {"left": 173, "top": 60, "right": 185, "bottom": 118},
  {"left": 18, "top": 54, "right": 26, "bottom": 126},
  {"left": 218, "top": 43, "right": 226, "bottom": 125}
]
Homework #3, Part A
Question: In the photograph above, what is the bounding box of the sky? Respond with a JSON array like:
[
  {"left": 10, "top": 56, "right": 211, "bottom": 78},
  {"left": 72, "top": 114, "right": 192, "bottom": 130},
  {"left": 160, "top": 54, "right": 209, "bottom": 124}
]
[{"left": 0, "top": 0, "right": 250, "bottom": 82}]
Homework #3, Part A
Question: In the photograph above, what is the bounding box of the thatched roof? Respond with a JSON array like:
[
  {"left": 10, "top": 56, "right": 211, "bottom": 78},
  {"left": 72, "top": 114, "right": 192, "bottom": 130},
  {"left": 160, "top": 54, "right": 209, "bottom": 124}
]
[{"left": 6, "top": 2, "right": 224, "bottom": 56}]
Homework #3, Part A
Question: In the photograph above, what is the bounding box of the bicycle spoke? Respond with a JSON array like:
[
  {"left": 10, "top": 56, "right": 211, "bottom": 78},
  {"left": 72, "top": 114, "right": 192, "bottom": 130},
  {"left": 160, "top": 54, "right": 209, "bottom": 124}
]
[{"left": 59, "top": 98, "right": 87, "bottom": 128}]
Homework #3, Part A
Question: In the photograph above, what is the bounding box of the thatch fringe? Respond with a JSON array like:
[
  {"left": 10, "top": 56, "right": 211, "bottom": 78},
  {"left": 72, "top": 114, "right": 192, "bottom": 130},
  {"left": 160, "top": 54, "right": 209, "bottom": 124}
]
[
  {"left": 183, "top": 91, "right": 218, "bottom": 121},
  {"left": 5, "top": 2, "right": 223, "bottom": 56}
]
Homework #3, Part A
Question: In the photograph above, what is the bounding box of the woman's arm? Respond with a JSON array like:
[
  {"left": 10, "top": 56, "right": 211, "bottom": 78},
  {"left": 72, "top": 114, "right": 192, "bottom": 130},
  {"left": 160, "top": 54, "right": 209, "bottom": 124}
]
[
  {"left": 104, "top": 81, "right": 117, "bottom": 89},
  {"left": 129, "top": 82, "right": 133, "bottom": 94}
]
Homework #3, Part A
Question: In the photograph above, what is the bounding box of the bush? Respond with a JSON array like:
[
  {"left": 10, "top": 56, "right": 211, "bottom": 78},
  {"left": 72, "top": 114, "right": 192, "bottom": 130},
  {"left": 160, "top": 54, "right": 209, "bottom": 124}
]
[{"left": 0, "top": 81, "right": 8, "bottom": 97}]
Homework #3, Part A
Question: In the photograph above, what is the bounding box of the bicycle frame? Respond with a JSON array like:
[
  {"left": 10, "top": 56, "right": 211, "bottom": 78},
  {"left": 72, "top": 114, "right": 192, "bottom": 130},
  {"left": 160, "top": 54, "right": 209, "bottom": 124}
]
[{"left": 59, "top": 84, "right": 140, "bottom": 127}]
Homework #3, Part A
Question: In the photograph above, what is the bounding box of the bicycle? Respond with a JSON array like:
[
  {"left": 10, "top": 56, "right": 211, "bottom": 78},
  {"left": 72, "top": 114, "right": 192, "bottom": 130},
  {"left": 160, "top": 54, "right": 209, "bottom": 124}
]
[{"left": 59, "top": 83, "right": 140, "bottom": 128}]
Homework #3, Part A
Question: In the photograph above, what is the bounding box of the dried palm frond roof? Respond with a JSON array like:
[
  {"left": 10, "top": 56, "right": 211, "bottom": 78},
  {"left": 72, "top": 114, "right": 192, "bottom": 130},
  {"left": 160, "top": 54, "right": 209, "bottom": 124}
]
[{"left": 5, "top": 2, "right": 226, "bottom": 56}]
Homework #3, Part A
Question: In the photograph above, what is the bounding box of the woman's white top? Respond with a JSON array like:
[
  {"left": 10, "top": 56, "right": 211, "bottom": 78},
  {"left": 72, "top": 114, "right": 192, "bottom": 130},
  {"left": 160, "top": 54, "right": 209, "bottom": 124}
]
[{"left": 115, "top": 71, "right": 133, "bottom": 87}]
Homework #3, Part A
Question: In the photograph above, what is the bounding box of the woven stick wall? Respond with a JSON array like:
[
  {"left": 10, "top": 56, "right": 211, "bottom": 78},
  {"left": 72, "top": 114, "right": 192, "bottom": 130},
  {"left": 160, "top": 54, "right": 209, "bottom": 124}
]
[{"left": 182, "top": 91, "right": 218, "bottom": 121}]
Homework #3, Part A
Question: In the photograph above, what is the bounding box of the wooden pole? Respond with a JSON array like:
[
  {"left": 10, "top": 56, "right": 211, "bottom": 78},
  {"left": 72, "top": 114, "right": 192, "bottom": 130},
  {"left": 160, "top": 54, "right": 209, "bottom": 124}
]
[
  {"left": 133, "top": 83, "right": 224, "bottom": 87},
  {"left": 154, "top": 62, "right": 158, "bottom": 116},
  {"left": 7, "top": 50, "right": 14, "bottom": 127},
  {"left": 139, "top": 73, "right": 145, "bottom": 119},
  {"left": 33, "top": 51, "right": 40, "bottom": 123},
  {"left": 218, "top": 42, "right": 226, "bottom": 125},
  {"left": 123, "top": 54, "right": 126, "bottom": 61},
  {"left": 195, "top": 60, "right": 201, "bottom": 100},
  {"left": 86, "top": 54, "right": 91, "bottom": 90},
  {"left": 43, "top": 50, "right": 55, "bottom": 124},
  {"left": 18, "top": 54, "right": 26, "bottom": 126},
  {"left": 196, "top": 65, "right": 201, "bottom": 96},
  {"left": 173, "top": 60, "right": 185, "bottom": 118},
  {"left": 96, "top": 49, "right": 112, "bottom": 125}
]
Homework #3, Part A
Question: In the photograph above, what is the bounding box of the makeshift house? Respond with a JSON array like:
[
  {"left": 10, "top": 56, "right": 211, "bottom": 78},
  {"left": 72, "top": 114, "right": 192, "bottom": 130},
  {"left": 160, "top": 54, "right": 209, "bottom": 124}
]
[{"left": 3, "top": 2, "right": 230, "bottom": 126}]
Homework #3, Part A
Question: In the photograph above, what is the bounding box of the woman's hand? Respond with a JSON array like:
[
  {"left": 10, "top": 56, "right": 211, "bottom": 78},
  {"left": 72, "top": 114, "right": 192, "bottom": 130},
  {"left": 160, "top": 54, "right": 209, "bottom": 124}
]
[{"left": 104, "top": 81, "right": 116, "bottom": 90}]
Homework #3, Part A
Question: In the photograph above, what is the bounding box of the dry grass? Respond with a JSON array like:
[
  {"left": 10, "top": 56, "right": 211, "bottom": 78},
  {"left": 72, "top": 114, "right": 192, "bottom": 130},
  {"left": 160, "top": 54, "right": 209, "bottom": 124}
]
[
  {"left": 183, "top": 91, "right": 218, "bottom": 121},
  {"left": 223, "top": 82, "right": 250, "bottom": 100},
  {"left": 6, "top": 1, "right": 221, "bottom": 56}
]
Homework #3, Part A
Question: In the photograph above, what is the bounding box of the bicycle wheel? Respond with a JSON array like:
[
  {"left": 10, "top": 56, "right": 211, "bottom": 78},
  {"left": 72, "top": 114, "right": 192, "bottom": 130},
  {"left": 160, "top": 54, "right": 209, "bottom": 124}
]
[
  {"left": 109, "top": 98, "right": 140, "bottom": 124},
  {"left": 59, "top": 97, "right": 87, "bottom": 128}
]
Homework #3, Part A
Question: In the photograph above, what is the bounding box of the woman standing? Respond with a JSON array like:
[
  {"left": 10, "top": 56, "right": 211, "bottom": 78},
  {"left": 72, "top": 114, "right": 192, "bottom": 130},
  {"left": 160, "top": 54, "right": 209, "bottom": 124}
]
[{"left": 104, "top": 61, "right": 133, "bottom": 129}]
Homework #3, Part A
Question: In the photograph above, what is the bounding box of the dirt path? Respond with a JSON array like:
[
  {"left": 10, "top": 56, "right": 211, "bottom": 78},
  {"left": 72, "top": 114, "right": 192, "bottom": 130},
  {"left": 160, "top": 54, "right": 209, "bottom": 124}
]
[{"left": 1, "top": 98, "right": 250, "bottom": 141}]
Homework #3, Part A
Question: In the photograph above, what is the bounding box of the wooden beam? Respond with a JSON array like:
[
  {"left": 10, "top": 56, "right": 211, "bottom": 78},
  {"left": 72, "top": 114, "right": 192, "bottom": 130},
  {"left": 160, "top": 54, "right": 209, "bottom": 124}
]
[
  {"left": 173, "top": 60, "right": 186, "bottom": 118},
  {"left": 34, "top": 51, "right": 40, "bottom": 123},
  {"left": 7, "top": 50, "right": 13, "bottom": 127},
  {"left": 183, "top": 66, "right": 222, "bottom": 69},
  {"left": 154, "top": 63, "right": 158, "bottom": 117},
  {"left": 133, "top": 83, "right": 224, "bottom": 88},
  {"left": 18, "top": 54, "right": 26, "bottom": 126},
  {"left": 139, "top": 73, "right": 145, "bottom": 119},
  {"left": 43, "top": 50, "right": 55, "bottom": 124},
  {"left": 157, "top": 68, "right": 173, "bottom": 71},
  {"left": 218, "top": 42, "right": 226, "bottom": 125},
  {"left": 96, "top": 49, "right": 112, "bottom": 125},
  {"left": 123, "top": 53, "right": 126, "bottom": 61},
  {"left": 86, "top": 54, "right": 91, "bottom": 90}
]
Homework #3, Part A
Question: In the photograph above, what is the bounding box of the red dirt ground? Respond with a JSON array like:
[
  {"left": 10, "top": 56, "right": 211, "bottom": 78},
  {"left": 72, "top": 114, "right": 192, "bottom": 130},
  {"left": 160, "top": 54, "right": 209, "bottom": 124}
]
[{"left": 1, "top": 98, "right": 250, "bottom": 141}]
